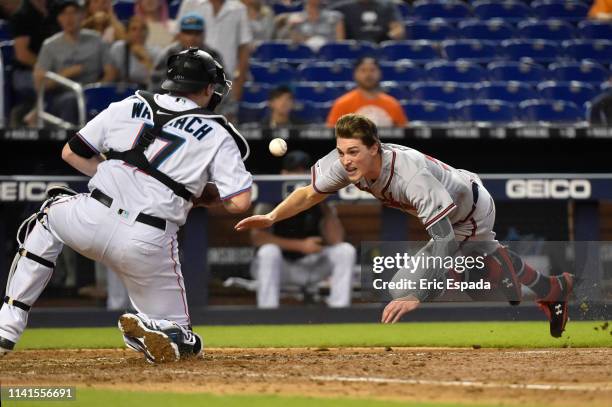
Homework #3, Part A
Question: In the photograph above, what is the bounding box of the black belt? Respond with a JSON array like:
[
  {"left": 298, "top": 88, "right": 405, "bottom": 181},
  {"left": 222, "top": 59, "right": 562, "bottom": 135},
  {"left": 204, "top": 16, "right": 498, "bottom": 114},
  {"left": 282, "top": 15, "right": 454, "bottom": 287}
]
[{"left": 90, "top": 189, "right": 166, "bottom": 231}]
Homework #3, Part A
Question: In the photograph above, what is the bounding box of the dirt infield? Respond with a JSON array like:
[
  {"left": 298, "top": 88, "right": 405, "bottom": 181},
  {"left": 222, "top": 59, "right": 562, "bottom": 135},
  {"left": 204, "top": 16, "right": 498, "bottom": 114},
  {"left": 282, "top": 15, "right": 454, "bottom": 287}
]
[{"left": 1, "top": 347, "right": 610, "bottom": 406}]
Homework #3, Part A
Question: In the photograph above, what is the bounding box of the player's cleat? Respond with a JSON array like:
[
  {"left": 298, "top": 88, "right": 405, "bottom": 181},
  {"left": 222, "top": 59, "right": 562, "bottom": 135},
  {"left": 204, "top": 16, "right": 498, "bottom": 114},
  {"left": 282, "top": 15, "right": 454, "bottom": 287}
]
[
  {"left": 122, "top": 334, "right": 155, "bottom": 364},
  {"left": 537, "top": 272, "right": 574, "bottom": 338},
  {"left": 118, "top": 313, "right": 180, "bottom": 363},
  {"left": 0, "top": 335, "right": 15, "bottom": 357}
]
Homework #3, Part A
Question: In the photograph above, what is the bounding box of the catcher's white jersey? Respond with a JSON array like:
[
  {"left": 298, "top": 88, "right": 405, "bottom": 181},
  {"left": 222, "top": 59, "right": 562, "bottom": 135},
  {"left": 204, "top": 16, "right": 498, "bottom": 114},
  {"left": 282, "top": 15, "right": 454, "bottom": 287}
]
[
  {"left": 79, "top": 93, "right": 253, "bottom": 225},
  {"left": 312, "top": 143, "right": 481, "bottom": 229}
]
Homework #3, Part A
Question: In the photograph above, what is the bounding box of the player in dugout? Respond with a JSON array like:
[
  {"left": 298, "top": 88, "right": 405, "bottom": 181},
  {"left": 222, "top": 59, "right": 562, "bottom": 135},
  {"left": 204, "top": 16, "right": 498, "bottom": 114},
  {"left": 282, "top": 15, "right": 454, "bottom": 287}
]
[{"left": 236, "top": 113, "right": 575, "bottom": 338}]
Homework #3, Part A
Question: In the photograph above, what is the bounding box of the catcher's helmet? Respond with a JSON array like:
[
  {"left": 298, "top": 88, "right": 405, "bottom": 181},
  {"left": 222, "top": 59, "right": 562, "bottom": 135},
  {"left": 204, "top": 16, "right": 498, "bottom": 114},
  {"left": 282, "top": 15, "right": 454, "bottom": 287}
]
[{"left": 161, "top": 47, "right": 231, "bottom": 110}]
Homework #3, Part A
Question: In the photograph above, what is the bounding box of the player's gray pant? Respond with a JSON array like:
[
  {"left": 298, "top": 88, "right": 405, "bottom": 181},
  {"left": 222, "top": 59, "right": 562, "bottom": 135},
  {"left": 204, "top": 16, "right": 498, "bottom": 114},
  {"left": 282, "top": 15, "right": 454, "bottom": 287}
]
[
  {"left": 251, "top": 243, "right": 356, "bottom": 308},
  {"left": 0, "top": 194, "right": 190, "bottom": 344}
]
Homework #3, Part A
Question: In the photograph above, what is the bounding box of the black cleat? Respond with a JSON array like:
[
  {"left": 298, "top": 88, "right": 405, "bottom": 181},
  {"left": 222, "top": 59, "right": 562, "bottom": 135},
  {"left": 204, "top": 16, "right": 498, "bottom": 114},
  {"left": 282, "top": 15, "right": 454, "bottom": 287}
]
[
  {"left": 537, "top": 272, "right": 574, "bottom": 338},
  {"left": 0, "top": 335, "right": 15, "bottom": 356}
]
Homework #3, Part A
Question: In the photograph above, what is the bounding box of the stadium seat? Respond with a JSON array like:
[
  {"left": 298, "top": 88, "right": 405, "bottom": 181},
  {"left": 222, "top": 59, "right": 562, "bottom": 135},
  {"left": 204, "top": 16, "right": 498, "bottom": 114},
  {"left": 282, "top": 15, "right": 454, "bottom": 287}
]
[
  {"left": 475, "top": 82, "right": 538, "bottom": 104},
  {"left": 379, "top": 40, "right": 439, "bottom": 63},
  {"left": 380, "top": 81, "right": 411, "bottom": 101},
  {"left": 563, "top": 40, "right": 612, "bottom": 65},
  {"left": 252, "top": 41, "right": 314, "bottom": 64},
  {"left": 379, "top": 60, "right": 426, "bottom": 82},
  {"left": 425, "top": 61, "right": 487, "bottom": 83},
  {"left": 517, "top": 20, "right": 576, "bottom": 41},
  {"left": 532, "top": 1, "right": 589, "bottom": 22},
  {"left": 519, "top": 99, "right": 583, "bottom": 123},
  {"left": 412, "top": 0, "right": 472, "bottom": 21},
  {"left": 404, "top": 19, "right": 457, "bottom": 41},
  {"left": 502, "top": 39, "right": 560, "bottom": 64},
  {"left": 472, "top": 1, "right": 532, "bottom": 21},
  {"left": 298, "top": 62, "right": 353, "bottom": 82},
  {"left": 455, "top": 100, "right": 517, "bottom": 123},
  {"left": 411, "top": 82, "right": 474, "bottom": 104},
  {"left": 578, "top": 20, "right": 612, "bottom": 40},
  {"left": 83, "top": 83, "right": 138, "bottom": 119},
  {"left": 293, "top": 83, "right": 347, "bottom": 103},
  {"left": 0, "top": 21, "right": 10, "bottom": 41},
  {"left": 242, "top": 83, "right": 272, "bottom": 104},
  {"left": 397, "top": 2, "right": 411, "bottom": 19},
  {"left": 537, "top": 81, "right": 599, "bottom": 106},
  {"left": 317, "top": 41, "right": 378, "bottom": 62},
  {"left": 168, "top": 0, "right": 181, "bottom": 19},
  {"left": 271, "top": 1, "right": 303, "bottom": 15},
  {"left": 401, "top": 101, "right": 452, "bottom": 123},
  {"left": 293, "top": 100, "right": 331, "bottom": 123},
  {"left": 441, "top": 39, "right": 499, "bottom": 63},
  {"left": 458, "top": 19, "right": 515, "bottom": 41},
  {"left": 487, "top": 61, "right": 548, "bottom": 83},
  {"left": 238, "top": 101, "right": 268, "bottom": 124},
  {"left": 549, "top": 61, "right": 610, "bottom": 84},
  {"left": 0, "top": 40, "right": 14, "bottom": 70},
  {"left": 113, "top": 0, "right": 134, "bottom": 22},
  {"left": 249, "top": 62, "right": 296, "bottom": 85}
]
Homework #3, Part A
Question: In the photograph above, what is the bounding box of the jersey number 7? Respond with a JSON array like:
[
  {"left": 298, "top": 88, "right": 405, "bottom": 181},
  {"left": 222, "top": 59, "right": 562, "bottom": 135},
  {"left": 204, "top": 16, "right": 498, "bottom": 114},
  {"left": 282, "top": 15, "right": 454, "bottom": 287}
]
[{"left": 133, "top": 124, "right": 186, "bottom": 169}]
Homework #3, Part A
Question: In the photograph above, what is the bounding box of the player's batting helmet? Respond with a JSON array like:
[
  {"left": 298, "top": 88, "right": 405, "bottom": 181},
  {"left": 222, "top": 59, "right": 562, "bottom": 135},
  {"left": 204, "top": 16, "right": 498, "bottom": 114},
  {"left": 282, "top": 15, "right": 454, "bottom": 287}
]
[{"left": 161, "top": 47, "right": 231, "bottom": 110}]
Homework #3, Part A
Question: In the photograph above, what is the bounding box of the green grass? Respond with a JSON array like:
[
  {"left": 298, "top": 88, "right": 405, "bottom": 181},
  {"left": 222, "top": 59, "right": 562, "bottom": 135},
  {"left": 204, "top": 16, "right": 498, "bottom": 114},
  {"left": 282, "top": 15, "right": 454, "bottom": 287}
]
[
  {"left": 5, "top": 389, "right": 519, "bottom": 407},
  {"left": 16, "top": 321, "right": 611, "bottom": 350}
]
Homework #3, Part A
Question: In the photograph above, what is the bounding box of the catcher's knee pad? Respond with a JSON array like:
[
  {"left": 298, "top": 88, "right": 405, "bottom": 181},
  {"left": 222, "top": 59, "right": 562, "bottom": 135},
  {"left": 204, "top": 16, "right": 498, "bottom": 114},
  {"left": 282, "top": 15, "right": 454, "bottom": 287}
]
[{"left": 481, "top": 246, "right": 522, "bottom": 305}]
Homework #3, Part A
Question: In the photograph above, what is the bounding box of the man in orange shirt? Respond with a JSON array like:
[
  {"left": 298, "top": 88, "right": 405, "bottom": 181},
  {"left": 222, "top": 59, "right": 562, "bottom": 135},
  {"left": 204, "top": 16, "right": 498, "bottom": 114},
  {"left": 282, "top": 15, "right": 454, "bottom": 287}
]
[
  {"left": 589, "top": 0, "right": 612, "bottom": 20},
  {"left": 326, "top": 57, "right": 408, "bottom": 127}
]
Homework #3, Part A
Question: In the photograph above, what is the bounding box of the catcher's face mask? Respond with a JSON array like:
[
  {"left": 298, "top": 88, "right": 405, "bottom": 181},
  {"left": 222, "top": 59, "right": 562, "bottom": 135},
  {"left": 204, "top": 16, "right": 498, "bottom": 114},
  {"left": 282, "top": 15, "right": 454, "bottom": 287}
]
[{"left": 208, "top": 60, "right": 232, "bottom": 111}]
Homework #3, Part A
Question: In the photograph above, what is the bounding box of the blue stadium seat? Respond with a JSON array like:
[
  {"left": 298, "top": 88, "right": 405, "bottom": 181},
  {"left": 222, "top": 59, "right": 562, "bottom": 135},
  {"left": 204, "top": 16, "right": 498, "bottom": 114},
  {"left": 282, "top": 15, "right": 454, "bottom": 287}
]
[
  {"left": 401, "top": 101, "right": 452, "bottom": 123},
  {"left": 519, "top": 99, "right": 583, "bottom": 123},
  {"left": 250, "top": 62, "right": 296, "bottom": 85},
  {"left": 517, "top": 20, "right": 576, "bottom": 41},
  {"left": 578, "top": 21, "right": 612, "bottom": 40},
  {"left": 475, "top": 82, "right": 538, "bottom": 103},
  {"left": 238, "top": 102, "right": 268, "bottom": 124},
  {"left": 502, "top": 39, "right": 560, "bottom": 64},
  {"left": 412, "top": 0, "right": 472, "bottom": 21},
  {"left": 411, "top": 82, "right": 474, "bottom": 103},
  {"left": 379, "top": 40, "right": 439, "bottom": 63},
  {"left": 441, "top": 39, "right": 499, "bottom": 63},
  {"left": 563, "top": 40, "right": 612, "bottom": 65},
  {"left": 455, "top": 100, "right": 517, "bottom": 123},
  {"left": 425, "top": 61, "right": 487, "bottom": 83},
  {"left": 271, "top": 1, "right": 303, "bottom": 15},
  {"left": 293, "top": 100, "right": 331, "bottom": 123},
  {"left": 113, "top": 1, "right": 134, "bottom": 22},
  {"left": 380, "top": 81, "right": 411, "bottom": 101},
  {"left": 379, "top": 60, "right": 426, "bottom": 82},
  {"left": 293, "top": 83, "right": 347, "bottom": 103},
  {"left": 83, "top": 83, "right": 138, "bottom": 119},
  {"left": 298, "top": 62, "right": 353, "bottom": 82},
  {"left": 487, "top": 61, "right": 548, "bottom": 83},
  {"left": 537, "top": 81, "right": 599, "bottom": 106},
  {"left": 168, "top": 0, "right": 181, "bottom": 19},
  {"left": 242, "top": 83, "right": 272, "bottom": 104},
  {"left": 549, "top": 61, "right": 610, "bottom": 84},
  {"left": 252, "top": 41, "right": 314, "bottom": 64},
  {"left": 0, "top": 40, "right": 14, "bottom": 70},
  {"left": 458, "top": 19, "right": 515, "bottom": 40},
  {"left": 472, "top": 1, "right": 532, "bottom": 21},
  {"left": 317, "top": 41, "right": 378, "bottom": 62},
  {"left": 532, "top": 1, "right": 589, "bottom": 22},
  {"left": 0, "top": 21, "right": 10, "bottom": 41},
  {"left": 404, "top": 19, "right": 457, "bottom": 41},
  {"left": 397, "top": 2, "right": 411, "bottom": 19}
]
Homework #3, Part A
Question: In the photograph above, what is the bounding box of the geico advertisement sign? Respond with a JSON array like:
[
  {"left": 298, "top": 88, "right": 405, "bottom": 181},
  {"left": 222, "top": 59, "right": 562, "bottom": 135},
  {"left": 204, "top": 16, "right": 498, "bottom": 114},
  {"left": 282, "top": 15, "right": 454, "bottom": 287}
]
[
  {"left": 506, "top": 179, "right": 591, "bottom": 199},
  {"left": 0, "top": 182, "right": 70, "bottom": 202}
]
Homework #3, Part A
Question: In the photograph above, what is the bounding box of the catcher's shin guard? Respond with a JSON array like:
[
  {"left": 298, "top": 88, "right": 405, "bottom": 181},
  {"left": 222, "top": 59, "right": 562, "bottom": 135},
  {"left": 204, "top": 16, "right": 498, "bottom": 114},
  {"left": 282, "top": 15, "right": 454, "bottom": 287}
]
[{"left": 482, "top": 246, "right": 522, "bottom": 305}]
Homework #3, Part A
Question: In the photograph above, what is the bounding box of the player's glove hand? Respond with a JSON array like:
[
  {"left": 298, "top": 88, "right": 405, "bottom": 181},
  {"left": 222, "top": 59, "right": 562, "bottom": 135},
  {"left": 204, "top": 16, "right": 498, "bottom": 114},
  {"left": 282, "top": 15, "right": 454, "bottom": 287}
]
[
  {"left": 192, "top": 183, "right": 221, "bottom": 208},
  {"left": 235, "top": 214, "right": 274, "bottom": 231},
  {"left": 381, "top": 296, "right": 421, "bottom": 324}
]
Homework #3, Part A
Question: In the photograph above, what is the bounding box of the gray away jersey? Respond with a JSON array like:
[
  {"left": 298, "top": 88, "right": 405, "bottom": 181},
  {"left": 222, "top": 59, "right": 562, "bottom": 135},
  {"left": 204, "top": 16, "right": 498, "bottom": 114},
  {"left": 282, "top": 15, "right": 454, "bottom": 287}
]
[
  {"left": 311, "top": 143, "right": 480, "bottom": 229},
  {"left": 78, "top": 93, "right": 253, "bottom": 226}
]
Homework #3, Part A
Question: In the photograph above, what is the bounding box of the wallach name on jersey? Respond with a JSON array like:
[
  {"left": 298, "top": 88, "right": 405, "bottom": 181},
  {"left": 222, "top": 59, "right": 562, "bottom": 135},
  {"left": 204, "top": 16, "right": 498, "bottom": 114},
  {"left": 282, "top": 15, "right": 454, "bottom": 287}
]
[
  {"left": 506, "top": 179, "right": 591, "bottom": 199},
  {"left": 0, "top": 181, "right": 69, "bottom": 202}
]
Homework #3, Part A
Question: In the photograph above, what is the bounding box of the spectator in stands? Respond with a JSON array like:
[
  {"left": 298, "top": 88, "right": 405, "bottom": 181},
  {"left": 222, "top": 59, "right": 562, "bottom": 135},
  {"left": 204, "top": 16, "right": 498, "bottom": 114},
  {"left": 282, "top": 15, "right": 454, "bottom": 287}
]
[
  {"left": 149, "top": 13, "right": 222, "bottom": 92},
  {"left": 250, "top": 150, "right": 356, "bottom": 308},
  {"left": 589, "top": 87, "right": 612, "bottom": 125},
  {"left": 8, "top": 0, "right": 60, "bottom": 126},
  {"left": 176, "top": 0, "right": 253, "bottom": 107},
  {"left": 34, "top": 0, "right": 116, "bottom": 125},
  {"left": 261, "top": 85, "right": 305, "bottom": 128},
  {"left": 82, "top": 0, "right": 126, "bottom": 43},
  {"left": 135, "top": 0, "right": 174, "bottom": 49},
  {"left": 109, "top": 16, "right": 159, "bottom": 88},
  {"left": 242, "top": 0, "right": 275, "bottom": 44},
  {"left": 333, "top": 0, "right": 404, "bottom": 43},
  {"left": 275, "top": 0, "right": 344, "bottom": 51},
  {"left": 326, "top": 57, "right": 407, "bottom": 127},
  {"left": 589, "top": 0, "right": 612, "bottom": 20}
]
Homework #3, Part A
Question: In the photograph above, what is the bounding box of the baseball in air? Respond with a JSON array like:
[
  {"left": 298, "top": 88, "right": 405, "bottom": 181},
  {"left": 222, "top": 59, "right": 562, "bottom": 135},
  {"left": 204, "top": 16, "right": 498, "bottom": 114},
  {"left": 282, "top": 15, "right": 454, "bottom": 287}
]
[{"left": 268, "top": 138, "right": 287, "bottom": 157}]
